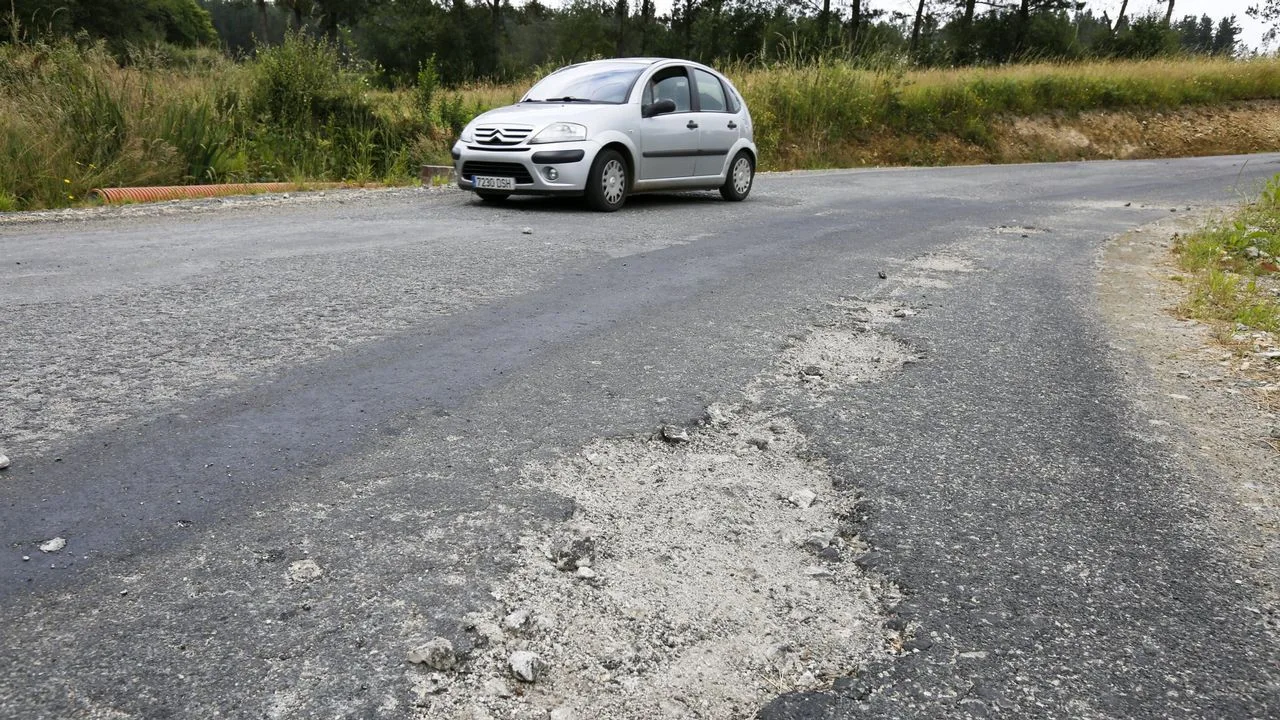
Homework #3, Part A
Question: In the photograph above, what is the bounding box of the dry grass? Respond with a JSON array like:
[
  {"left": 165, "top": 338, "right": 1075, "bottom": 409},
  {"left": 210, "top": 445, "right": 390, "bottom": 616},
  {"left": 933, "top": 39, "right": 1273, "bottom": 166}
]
[{"left": 6, "top": 47, "right": 1280, "bottom": 210}]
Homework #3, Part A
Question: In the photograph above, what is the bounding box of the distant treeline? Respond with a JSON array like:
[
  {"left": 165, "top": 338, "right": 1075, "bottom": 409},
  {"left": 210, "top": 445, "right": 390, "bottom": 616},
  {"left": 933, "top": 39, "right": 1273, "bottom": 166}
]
[{"left": 0, "top": 0, "right": 1257, "bottom": 85}]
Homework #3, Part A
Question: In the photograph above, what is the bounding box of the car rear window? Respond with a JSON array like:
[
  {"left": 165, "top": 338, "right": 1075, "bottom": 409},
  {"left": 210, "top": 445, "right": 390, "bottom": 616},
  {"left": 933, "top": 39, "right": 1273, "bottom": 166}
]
[{"left": 693, "top": 69, "right": 728, "bottom": 112}]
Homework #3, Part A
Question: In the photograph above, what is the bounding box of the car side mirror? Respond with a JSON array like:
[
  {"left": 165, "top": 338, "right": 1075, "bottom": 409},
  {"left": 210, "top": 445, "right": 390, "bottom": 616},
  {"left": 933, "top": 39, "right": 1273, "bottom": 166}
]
[{"left": 642, "top": 98, "right": 677, "bottom": 118}]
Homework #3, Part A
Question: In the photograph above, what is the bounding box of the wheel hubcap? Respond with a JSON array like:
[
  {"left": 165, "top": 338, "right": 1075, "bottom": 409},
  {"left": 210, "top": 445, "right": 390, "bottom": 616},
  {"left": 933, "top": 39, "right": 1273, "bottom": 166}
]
[
  {"left": 733, "top": 158, "right": 752, "bottom": 195},
  {"left": 602, "top": 160, "right": 625, "bottom": 205}
]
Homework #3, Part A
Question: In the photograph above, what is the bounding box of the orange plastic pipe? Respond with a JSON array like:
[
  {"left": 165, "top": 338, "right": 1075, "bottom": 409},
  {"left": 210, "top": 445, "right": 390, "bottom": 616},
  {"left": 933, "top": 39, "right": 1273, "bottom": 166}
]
[{"left": 91, "top": 182, "right": 343, "bottom": 204}]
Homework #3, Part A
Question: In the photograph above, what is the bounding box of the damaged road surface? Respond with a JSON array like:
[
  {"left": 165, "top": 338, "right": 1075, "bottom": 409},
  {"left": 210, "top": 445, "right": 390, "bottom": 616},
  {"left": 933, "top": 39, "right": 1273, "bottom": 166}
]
[{"left": 2, "top": 155, "right": 1279, "bottom": 718}]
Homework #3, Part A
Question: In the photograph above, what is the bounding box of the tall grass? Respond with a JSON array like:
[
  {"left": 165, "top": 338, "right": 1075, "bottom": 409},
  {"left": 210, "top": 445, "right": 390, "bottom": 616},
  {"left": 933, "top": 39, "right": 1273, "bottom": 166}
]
[
  {"left": 0, "top": 35, "right": 488, "bottom": 209},
  {"left": 4, "top": 44, "right": 1280, "bottom": 210}
]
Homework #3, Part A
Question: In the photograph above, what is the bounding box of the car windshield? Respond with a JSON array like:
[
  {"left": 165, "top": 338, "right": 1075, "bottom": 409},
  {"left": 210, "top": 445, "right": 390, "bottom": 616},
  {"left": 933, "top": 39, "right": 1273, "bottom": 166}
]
[{"left": 523, "top": 63, "right": 645, "bottom": 104}]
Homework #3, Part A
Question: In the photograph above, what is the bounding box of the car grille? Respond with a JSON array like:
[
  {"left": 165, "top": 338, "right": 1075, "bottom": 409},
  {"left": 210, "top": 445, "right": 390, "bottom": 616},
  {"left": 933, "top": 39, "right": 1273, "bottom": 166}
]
[
  {"left": 473, "top": 125, "right": 533, "bottom": 146},
  {"left": 461, "top": 161, "right": 534, "bottom": 184}
]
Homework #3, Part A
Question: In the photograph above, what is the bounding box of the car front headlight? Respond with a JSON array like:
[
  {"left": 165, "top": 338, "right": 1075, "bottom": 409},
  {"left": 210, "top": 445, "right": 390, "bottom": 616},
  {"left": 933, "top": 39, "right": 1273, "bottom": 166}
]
[
  {"left": 459, "top": 125, "right": 474, "bottom": 143},
  {"left": 529, "top": 122, "right": 586, "bottom": 144}
]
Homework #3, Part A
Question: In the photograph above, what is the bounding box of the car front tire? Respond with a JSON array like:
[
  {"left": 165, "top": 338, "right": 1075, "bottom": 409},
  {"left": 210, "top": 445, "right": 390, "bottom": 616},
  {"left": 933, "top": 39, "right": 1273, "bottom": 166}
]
[
  {"left": 586, "top": 149, "right": 628, "bottom": 212},
  {"left": 720, "top": 151, "right": 754, "bottom": 202}
]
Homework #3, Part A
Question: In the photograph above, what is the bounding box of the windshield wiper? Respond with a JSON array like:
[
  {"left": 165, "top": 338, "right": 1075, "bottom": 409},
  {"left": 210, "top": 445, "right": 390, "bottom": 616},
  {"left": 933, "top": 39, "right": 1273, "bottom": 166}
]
[{"left": 542, "top": 96, "right": 593, "bottom": 103}]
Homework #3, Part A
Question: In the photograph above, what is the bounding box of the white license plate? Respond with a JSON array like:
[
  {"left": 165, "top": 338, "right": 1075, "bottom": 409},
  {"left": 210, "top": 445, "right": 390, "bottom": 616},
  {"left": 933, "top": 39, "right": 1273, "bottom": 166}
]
[{"left": 474, "top": 175, "right": 515, "bottom": 191}]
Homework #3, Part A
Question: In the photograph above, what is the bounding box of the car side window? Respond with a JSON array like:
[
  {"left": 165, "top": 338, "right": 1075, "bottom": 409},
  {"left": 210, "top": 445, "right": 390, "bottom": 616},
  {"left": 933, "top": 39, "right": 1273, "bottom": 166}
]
[
  {"left": 645, "top": 68, "right": 691, "bottom": 113},
  {"left": 724, "top": 83, "right": 741, "bottom": 113},
  {"left": 692, "top": 69, "right": 728, "bottom": 113}
]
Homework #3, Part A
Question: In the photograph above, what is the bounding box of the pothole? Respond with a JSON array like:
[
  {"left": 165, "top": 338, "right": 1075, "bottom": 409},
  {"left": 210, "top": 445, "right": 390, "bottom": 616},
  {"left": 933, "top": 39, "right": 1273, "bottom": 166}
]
[
  {"left": 907, "top": 252, "right": 981, "bottom": 273},
  {"left": 408, "top": 405, "right": 899, "bottom": 719},
  {"left": 775, "top": 330, "right": 917, "bottom": 387},
  {"left": 991, "top": 224, "right": 1051, "bottom": 237}
]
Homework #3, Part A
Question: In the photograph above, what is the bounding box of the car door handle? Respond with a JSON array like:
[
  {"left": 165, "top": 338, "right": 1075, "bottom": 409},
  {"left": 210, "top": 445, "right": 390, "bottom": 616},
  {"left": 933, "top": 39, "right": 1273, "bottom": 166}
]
[
  {"left": 727, "top": 121, "right": 737, "bottom": 129},
  {"left": 686, "top": 120, "right": 699, "bottom": 130}
]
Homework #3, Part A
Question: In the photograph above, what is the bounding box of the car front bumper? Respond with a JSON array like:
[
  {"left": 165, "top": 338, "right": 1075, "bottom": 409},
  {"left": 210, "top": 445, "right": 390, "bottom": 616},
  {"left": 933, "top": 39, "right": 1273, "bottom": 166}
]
[{"left": 452, "top": 140, "right": 599, "bottom": 194}]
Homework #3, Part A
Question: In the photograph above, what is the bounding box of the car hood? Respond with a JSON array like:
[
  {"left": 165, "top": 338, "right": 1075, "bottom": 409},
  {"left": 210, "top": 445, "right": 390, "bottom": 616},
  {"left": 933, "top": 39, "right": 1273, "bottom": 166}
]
[{"left": 468, "top": 102, "right": 628, "bottom": 130}]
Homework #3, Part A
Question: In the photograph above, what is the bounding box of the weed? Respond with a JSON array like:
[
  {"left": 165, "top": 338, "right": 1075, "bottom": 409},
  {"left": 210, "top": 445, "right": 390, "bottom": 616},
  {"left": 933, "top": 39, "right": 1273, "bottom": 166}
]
[{"left": 1176, "top": 174, "right": 1280, "bottom": 334}]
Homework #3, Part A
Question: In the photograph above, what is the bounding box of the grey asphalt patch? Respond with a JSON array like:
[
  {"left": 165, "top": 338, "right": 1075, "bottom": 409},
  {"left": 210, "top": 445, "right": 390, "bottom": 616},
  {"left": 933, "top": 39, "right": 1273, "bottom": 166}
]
[
  {"left": 2, "top": 155, "right": 1279, "bottom": 717},
  {"left": 759, "top": 225, "right": 1278, "bottom": 718}
]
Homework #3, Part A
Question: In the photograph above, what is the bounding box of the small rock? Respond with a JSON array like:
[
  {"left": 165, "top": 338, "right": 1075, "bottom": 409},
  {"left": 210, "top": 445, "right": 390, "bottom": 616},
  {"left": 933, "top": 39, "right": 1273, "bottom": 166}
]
[
  {"left": 521, "top": 227, "right": 533, "bottom": 235},
  {"left": 575, "top": 566, "right": 597, "bottom": 580},
  {"left": 482, "top": 678, "right": 513, "bottom": 698},
  {"left": 408, "top": 637, "right": 456, "bottom": 670},
  {"left": 788, "top": 488, "right": 818, "bottom": 509},
  {"left": 0, "top": 454, "right": 10, "bottom": 470},
  {"left": 803, "top": 532, "right": 834, "bottom": 550},
  {"left": 800, "top": 364, "right": 824, "bottom": 378},
  {"left": 1244, "top": 246, "right": 1260, "bottom": 260},
  {"left": 38, "top": 537, "right": 65, "bottom": 553},
  {"left": 509, "top": 650, "right": 544, "bottom": 682},
  {"left": 503, "top": 608, "right": 532, "bottom": 631},
  {"left": 746, "top": 437, "right": 771, "bottom": 451},
  {"left": 288, "top": 559, "right": 323, "bottom": 582},
  {"left": 705, "top": 405, "right": 731, "bottom": 426},
  {"left": 550, "top": 708, "right": 575, "bottom": 720},
  {"left": 803, "top": 566, "right": 833, "bottom": 577},
  {"left": 548, "top": 534, "right": 596, "bottom": 571},
  {"left": 877, "top": 270, "right": 887, "bottom": 279},
  {"left": 660, "top": 425, "right": 689, "bottom": 443},
  {"left": 21, "top": 555, "right": 29, "bottom": 562},
  {"left": 891, "top": 308, "right": 917, "bottom": 318},
  {"left": 903, "top": 637, "right": 933, "bottom": 652}
]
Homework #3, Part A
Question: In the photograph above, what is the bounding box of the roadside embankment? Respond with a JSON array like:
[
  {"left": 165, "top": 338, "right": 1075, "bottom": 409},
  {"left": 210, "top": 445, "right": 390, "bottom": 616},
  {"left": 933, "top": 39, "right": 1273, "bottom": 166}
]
[
  {"left": 5, "top": 41, "right": 1280, "bottom": 210},
  {"left": 798, "top": 100, "right": 1280, "bottom": 168}
]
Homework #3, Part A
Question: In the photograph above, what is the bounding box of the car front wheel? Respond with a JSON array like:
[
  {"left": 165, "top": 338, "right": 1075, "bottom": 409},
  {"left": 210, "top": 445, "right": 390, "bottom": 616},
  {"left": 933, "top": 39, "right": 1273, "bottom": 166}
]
[
  {"left": 720, "top": 151, "right": 754, "bottom": 202},
  {"left": 586, "top": 149, "right": 628, "bottom": 212}
]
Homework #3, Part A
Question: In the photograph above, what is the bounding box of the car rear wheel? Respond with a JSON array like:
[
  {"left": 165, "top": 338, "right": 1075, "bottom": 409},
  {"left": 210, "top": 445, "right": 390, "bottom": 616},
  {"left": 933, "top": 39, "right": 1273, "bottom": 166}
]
[
  {"left": 586, "top": 149, "right": 627, "bottom": 212},
  {"left": 720, "top": 151, "right": 754, "bottom": 202},
  {"left": 476, "top": 191, "right": 510, "bottom": 203}
]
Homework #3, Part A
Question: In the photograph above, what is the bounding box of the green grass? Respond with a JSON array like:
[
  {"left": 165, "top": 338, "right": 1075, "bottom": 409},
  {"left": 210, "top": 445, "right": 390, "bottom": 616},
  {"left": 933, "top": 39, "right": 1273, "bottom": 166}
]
[
  {"left": 5, "top": 41, "right": 1280, "bottom": 210},
  {"left": 1175, "top": 175, "right": 1280, "bottom": 333}
]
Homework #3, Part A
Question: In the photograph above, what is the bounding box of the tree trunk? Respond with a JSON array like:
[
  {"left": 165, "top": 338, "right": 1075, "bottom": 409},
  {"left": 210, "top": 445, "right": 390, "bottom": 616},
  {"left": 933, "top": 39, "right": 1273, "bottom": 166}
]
[
  {"left": 909, "top": 0, "right": 925, "bottom": 55},
  {"left": 254, "top": 0, "right": 269, "bottom": 43},
  {"left": 490, "top": 0, "right": 502, "bottom": 72},
  {"left": 639, "top": 0, "right": 652, "bottom": 54},
  {"left": 1163, "top": 0, "right": 1175, "bottom": 25},
  {"left": 849, "top": 0, "right": 861, "bottom": 42},
  {"left": 820, "top": 0, "right": 831, "bottom": 48},
  {"left": 682, "top": 0, "right": 693, "bottom": 56},
  {"left": 1112, "top": 0, "right": 1128, "bottom": 33},
  {"left": 1016, "top": 0, "right": 1030, "bottom": 52},
  {"left": 615, "top": 0, "right": 628, "bottom": 56},
  {"left": 956, "top": 0, "right": 976, "bottom": 61}
]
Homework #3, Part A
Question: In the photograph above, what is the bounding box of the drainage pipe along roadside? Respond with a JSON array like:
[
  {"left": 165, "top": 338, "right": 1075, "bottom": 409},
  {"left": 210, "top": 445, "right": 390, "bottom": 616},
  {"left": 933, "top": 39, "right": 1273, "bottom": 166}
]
[{"left": 90, "top": 182, "right": 348, "bottom": 204}]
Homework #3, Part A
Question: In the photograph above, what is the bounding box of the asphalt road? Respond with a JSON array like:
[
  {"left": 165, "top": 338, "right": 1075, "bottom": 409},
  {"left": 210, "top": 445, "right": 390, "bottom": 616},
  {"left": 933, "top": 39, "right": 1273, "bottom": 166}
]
[{"left": 2, "top": 156, "right": 1279, "bottom": 718}]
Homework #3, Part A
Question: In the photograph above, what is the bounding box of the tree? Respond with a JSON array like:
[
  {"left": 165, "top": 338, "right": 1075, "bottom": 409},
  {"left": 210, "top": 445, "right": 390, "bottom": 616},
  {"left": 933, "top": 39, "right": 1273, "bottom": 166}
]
[
  {"left": 1247, "top": 0, "right": 1279, "bottom": 43},
  {"left": 7, "top": 0, "right": 217, "bottom": 46},
  {"left": 1213, "top": 15, "right": 1241, "bottom": 54}
]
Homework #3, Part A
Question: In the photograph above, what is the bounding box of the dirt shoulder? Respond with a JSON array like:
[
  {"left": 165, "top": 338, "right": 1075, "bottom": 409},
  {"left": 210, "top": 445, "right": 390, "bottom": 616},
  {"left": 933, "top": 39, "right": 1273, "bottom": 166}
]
[{"left": 1099, "top": 215, "right": 1280, "bottom": 632}]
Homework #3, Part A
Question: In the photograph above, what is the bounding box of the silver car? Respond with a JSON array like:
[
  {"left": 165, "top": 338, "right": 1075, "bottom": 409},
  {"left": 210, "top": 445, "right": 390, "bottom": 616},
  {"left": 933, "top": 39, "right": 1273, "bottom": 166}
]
[{"left": 452, "top": 58, "right": 758, "bottom": 212}]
